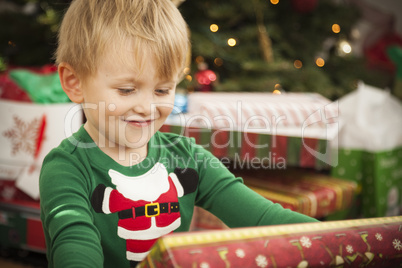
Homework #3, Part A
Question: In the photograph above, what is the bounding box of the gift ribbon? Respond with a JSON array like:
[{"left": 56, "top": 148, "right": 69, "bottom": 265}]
[
  {"left": 34, "top": 114, "right": 47, "bottom": 159},
  {"left": 29, "top": 114, "right": 46, "bottom": 173}
]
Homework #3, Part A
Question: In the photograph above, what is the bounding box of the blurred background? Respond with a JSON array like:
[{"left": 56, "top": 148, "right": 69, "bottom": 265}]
[{"left": 0, "top": 0, "right": 401, "bottom": 100}]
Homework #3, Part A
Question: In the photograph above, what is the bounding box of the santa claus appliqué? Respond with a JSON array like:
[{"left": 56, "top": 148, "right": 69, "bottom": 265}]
[{"left": 90, "top": 162, "right": 198, "bottom": 267}]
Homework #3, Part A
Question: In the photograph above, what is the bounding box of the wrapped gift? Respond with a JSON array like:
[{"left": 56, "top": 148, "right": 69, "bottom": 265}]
[
  {"left": 140, "top": 216, "right": 402, "bottom": 268},
  {"left": 160, "top": 125, "right": 329, "bottom": 170},
  {"left": 0, "top": 66, "right": 81, "bottom": 254},
  {"left": 190, "top": 169, "right": 357, "bottom": 230},
  {"left": 192, "top": 169, "right": 358, "bottom": 230},
  {"left": 330, "top": 82, "right": 402, "bottom": 219},
  {"left": 0, "top": 67, "right": 83, "bottom": 201},
  {"left": 0, "top": 202, "right": 46, "bottom": 253},
  {"left": 0, "top": 100, "right": 82, "bottom": 201},
  {"left": 163, "top": 92, "right": 338, "bottom": 169},
  {"left": 243, "top": 170, "right": 357, "bottom": 218}
]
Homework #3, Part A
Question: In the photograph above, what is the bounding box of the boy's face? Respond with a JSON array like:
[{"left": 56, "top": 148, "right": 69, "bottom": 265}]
[{"left": 80, "top": 48, "right": 176, "bottom": 158}]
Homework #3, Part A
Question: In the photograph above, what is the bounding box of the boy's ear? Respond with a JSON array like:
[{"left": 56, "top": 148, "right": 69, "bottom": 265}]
[{"left": 58, "top": 62, "right": 84, "bottom": 104}]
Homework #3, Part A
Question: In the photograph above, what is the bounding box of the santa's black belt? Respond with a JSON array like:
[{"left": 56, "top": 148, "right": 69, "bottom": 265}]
[{"left": 118, "top": 202, "right": 180, "bottom": 219}]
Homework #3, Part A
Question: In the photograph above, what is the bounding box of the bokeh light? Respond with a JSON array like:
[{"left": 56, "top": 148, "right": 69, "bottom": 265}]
[
  {"left": 294, "top": 60, "right": 303, "bottom": 69},
  {"left": 210, "top": 24, "right": 219, "bottom": 32},
  {"left": 332, "top": 24, "right": 341, "bottom": 34},
  {"left": 228, "top": 38, "right": 237, "bottom": 47},
  {"left": 316, "top": 57, "right": 325, "bottom": 67},
  {"left": 214, "top": 57, "right": 223, "bottom": 66}
]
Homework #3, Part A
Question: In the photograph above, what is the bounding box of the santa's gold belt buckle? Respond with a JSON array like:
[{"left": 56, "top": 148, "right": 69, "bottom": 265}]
[{"left": 145, "top": 203, "right": 160, "bottom": 217}]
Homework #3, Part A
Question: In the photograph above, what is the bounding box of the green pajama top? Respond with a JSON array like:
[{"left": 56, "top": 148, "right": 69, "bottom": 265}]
[{"left": 39, "top": 126, "right": 317, "bottom": 267}]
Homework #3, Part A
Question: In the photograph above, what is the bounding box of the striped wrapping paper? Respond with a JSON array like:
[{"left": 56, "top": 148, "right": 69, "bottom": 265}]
[
  {"left": 184, "top": 92, "right": 338, "bottom": 139},
  {"left": 163, "top": 92, "right": 338, "bottom": 169},
  {"left": 159, "top": 124, "right": 329, "bottom": 169}
]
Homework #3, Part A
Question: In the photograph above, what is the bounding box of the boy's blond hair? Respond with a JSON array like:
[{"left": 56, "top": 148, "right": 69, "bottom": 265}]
[{"left": 56, "top": 0, "right": 189, "bottom": 81}]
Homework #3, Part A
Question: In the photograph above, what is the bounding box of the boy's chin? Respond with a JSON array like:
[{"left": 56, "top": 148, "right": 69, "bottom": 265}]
[{"left": 118, "top": 137, "right": 151, "bottom": 150}]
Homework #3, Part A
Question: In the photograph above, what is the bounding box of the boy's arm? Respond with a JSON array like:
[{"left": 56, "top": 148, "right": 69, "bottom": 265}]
[
  {"left": 40, "top": 150, "right": 104, "bottom": 267},
  {"left": 192, "top": 143, "right": 318, "bottom": 227}
]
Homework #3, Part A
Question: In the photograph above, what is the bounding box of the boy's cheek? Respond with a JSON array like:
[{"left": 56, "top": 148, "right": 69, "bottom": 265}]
[{"left": 159, "top": 105, "right": 174, "bottom": 116}]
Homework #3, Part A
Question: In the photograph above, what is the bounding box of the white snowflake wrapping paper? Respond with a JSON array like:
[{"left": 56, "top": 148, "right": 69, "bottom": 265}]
[{"left": 0, "top": 99, "right": 82, "bottom": 199}]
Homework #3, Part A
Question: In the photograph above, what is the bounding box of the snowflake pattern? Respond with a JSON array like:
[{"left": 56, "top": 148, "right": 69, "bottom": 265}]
[
  {"left": 200, "top": 262, "right": 210, "bottom": 268},
  {"left": 1, "top": 186, "right": 16, "bottom": 200},
  {"left": 3, "top": 115, "right": 40, "bottom": 156},
  {"left": 346, "top": 245, "right": 354, "bottom": 254},
  {"left": 235, "top": 249, "right": 245, "bottom": 258},
  {"left": 393, "top": 239, "right": 402, "bottom": 251},
  {"left": 255, "top": 254, "right": 268, "bottom": 268},
  {"left": 300, "top": 236, "right": 312, "bottom": 248},
  {"left": 375, "top": 233, "right": 383, "bottom": 241}
]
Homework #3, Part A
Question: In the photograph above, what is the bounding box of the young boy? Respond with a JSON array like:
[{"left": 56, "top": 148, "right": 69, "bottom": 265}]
[{"left": 39, "top": 0, "right": 318, "bottom": 267}]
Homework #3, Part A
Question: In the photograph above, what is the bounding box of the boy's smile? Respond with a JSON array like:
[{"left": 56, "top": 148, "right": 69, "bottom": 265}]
[
  {"left": 125, "top": 119, "right": 154, "bottom": 128},
  {"left": 124, "top": 114, "right": 156, "bottom": 128},
  {"left": 77, "top": 46, "right": 177, "bottom": 165}
]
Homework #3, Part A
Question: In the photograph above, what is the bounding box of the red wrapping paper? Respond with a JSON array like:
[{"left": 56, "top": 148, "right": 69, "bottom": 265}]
[{"left": 140, "top": 216, "right": 402, "bottom": 268}]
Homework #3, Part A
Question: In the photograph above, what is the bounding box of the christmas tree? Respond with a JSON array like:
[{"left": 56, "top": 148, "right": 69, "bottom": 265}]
[
  {"left": 0, "top": 0, "right": 70, "bottom": 68},
  {"left": 0, "top": 0, "right": 392, "bottom": 100},
  {"left": 177, "top": 0, "right": 392, "bottom": 99}
]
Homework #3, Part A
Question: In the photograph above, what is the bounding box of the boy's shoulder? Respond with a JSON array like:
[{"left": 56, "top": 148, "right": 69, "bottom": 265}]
[
  {"left": 57, "top": 125, "right": 90, "bottom": 152},
  {"left": 44, "top": 125, "right": 91, "bottom": 161}
]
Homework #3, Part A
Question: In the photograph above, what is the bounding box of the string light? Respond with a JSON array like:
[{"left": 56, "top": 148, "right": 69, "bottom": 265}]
[
  {"left": 294, "top": 60, "right": 303, "bottom": 69},
  {"left": 195, "top": 56, "right": 204, "bottom": 63},
  {"left": 332, "top": 24, "right": 341, "bottom": 34},
  {"left": 214, "top": 57, "right": 223, "bottom": 66},
  {"left": 270, "top": 0, "right": 279, "bottom": 4},
  {"left": 340, "top": 40, "right": 352, "bottom": 54},
  {"left": 185, "top": 75, "right": 192, "bottom": 82},
  {"left": 210, "top": 24, "right": 219, "bottom": 32},
  {"left": 315, "top": 57, "right": 325, "bottom": 67},
  {"left": 273, "top": 84, "right": 282, "bottom": 94},
  {"left": 227, "top": 38, "right": 237, "bottom": 47}
]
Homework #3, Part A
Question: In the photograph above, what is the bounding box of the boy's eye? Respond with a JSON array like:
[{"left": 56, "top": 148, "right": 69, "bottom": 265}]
[
  {"left": 155, "top": 89, "right": 170, "bottom": 95},
  {"left": 118, "top": 88, "right": 134, "bottom": 95}
]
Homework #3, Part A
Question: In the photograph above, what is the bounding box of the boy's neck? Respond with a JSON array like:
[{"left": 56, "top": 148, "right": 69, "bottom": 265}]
[
  {"left": 101, "top": 145, "right": 148, "bottom": 167},
  {"left": 83, "top": 123, "right": 148, "bottom": 167}
]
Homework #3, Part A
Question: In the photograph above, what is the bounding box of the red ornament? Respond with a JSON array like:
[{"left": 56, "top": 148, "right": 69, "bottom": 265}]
[
  {"left": 364, "top": 33, "right": 402, "bottom": 73},
  {"left": 291, "top": 0, "right": 318, "bottom": 14},
  {"left": 195, "top": 62, "right": 216, "bottom": 92}
]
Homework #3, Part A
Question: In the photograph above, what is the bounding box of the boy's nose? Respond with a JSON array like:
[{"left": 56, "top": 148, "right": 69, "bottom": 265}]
[{"left": 132, "top": 93, "right": 153, "bottom": 115}]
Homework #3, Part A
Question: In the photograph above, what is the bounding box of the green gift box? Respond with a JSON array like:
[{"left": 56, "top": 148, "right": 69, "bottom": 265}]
[
  {"left": 329, "top": 82, "right": 402, "bottom": 220},
  {"left": 331, "top": 147, "right": 402, "bottom": 219},
  {"left": 361, "top": 148, "right": 402, "bottom": 217},
  {"left": 330, "top": 149, "right": 364, "bottom": 219}
]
